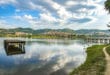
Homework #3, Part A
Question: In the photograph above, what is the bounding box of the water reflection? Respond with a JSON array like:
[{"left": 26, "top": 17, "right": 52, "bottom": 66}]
[{"left": 0, "top": 38, "right": 87, "bottom": 75}]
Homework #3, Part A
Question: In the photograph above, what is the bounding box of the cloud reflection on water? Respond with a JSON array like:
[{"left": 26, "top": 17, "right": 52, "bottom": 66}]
[{"left": 0, "top": 39, "right": 87, "bottom": 75}]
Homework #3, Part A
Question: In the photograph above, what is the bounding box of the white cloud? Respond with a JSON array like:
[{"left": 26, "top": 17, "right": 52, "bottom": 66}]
[
  {"left": 14, "top": 15, "right": 22, "bottom": 20},
  {"left": 0, "top": 0, "right": 16, "bottom": 5},
  {"left": 0, "top": 20, "right": 16, "bottom": 28},
  {"left": 65, "top": 1, "right": 77, "bottom": 6},
  {"left": 52, "top": 3, "right": 61, "bottom": 10},
  {"left": 0, "top": 0, "right": 109, "bottom": 29},
  {"left": 40, "top": 13, "right": 57, "bottom": 22},
  {"left": 24, "top": 15, "right": 33, "bottom": 20}
]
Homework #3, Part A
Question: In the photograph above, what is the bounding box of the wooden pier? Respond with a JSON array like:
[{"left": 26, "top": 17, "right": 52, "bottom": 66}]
[
  {"left": 4, "top": 40, "right": 25, "bottom": 55},
  {"left": 86, "top": 37, "right": 110, "bottom": 44}
]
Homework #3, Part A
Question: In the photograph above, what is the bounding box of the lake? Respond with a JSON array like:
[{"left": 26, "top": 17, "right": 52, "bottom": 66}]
[{"left": 0, "top": 38, "right": 87, "bottom": 75}]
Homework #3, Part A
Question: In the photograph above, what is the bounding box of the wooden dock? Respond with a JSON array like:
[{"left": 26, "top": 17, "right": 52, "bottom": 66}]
[
  {"left": 86, "top": 37, "right": 110, "bottom": 44},
  {"left": 4, "top": 40, "right": 25, "bottom": 55}
]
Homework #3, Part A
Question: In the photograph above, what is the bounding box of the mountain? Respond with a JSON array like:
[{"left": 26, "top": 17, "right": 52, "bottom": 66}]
[
  {"left": 32, "top": 28, "right": 75, "bottom": 34},
  {"left": 0, "top": 28, "right": 110, "bottom": 35},
  {"left": 75, "top": 29, "right": 110, "bottom": 35},
  {"left": 0, "top": 28, "right": 75, "bottom": 34}
]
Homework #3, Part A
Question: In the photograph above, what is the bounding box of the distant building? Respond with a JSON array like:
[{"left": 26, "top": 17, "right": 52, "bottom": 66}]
[
  {"left": 94, "top": 32, "right": 106, "bottom": 35},
  {"left": 15, "top": 32, "right": 32, "bottom": 36},
  {"left": 43, "top": 31, "right": 74, "bottom": 38}
]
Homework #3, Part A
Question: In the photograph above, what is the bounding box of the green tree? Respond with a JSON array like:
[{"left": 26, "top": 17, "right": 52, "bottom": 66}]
[{"left": 105, "top": 0, "right": 110, "bottom": 13}]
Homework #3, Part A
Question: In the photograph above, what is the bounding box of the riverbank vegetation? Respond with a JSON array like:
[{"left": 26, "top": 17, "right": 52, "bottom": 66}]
[
  {"left": 0, "top": 34, "right": 86, "bottom": 39},
  {"left": 70, "top": 45, "right": 107, "bottom": 75}
]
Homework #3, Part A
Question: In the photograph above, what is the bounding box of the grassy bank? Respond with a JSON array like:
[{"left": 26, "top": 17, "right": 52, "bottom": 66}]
[{"left": 70, "top": 45, "right": 107, "bottom": 75}]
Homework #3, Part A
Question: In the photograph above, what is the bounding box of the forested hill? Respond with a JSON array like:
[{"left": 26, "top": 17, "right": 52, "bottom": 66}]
[
  {"left": 0, "top": 28, "right": 75, "bottom": 34},
  {"left": 0, "top": 28, "right": 109, "bottom": 35}
]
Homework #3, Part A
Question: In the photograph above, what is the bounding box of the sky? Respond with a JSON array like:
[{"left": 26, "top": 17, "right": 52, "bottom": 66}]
[{"left": 0, "top": 0, "right": 110, "bottom": 30}]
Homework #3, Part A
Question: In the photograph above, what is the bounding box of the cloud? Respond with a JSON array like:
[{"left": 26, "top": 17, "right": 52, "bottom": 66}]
[
  {"left": 0, "top": 0, "right": 109, "bottom": 29},
  {"left": 0, "top": 0, "right": 16, "bottom": 5},
  {"left": 21, "top": 42, "right": 86, "bottom": 73},
  {"left": 40, "top": 13, "right": 58, "bottom": 22},
  {"left": 0, "top": 39, "right": 87, "bottom": 74},
  {"left": 0, "top": 19, "right": 16, "bottom": 28}
]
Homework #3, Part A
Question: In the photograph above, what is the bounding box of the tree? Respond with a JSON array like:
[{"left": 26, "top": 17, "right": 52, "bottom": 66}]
[{"left": 105, "top": 0, "right": 110, "bottom": 13}]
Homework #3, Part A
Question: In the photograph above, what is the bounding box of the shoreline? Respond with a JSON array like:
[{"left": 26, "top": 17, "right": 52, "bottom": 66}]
[{"left": 70, "top": 45, "right": 107, "bottom": 75}]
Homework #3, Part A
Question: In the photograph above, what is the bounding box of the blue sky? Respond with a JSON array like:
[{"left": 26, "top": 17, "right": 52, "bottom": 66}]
[{"left": 0, "top": 0, "right": 110, "bottom": 30}]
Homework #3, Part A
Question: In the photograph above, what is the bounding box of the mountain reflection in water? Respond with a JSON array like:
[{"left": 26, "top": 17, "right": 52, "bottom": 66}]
[{"left": 0, "top": 38, "right": 87, "bottom": 75}]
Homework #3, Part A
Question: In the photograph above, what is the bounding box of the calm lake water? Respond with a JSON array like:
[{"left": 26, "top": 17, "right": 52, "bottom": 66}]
[{"left": 0, "top": 38, "right": 87, "bottom": 75}]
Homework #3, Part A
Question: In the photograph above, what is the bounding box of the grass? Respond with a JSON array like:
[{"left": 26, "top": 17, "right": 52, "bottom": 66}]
[
  {"left": 106, "top": 45, "right": 110, "bottom": 55},
  {"left": 70, "top": 45, "right": 107, "bottom": 75}
]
